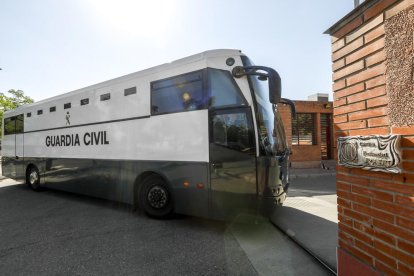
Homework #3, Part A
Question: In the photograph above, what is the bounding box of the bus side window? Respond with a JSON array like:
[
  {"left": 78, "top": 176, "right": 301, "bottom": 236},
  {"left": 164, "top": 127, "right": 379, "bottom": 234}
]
[
  {"left": 211, "top": 111, "right": 254, "bottom": 155},
  {"left": 3, "top": 114, "right": 24, "bottom": 135},
  {"left": 213, "top": 117, "right": 226, "bottom": 145},
  {"left": 15, "top": 115, "right": 24, "bottom": 134},
  {"left": 151, "top": 71, "right": 205, "bottom": 115},
  {"left": 208, "top": 69, "right": 246, "bottom": 108},
  {"left": 124, "top": 87, "right": 136, "bottom": 96},
  {"left": 4, "top": 117, "right": 15, "bottom": 135}
]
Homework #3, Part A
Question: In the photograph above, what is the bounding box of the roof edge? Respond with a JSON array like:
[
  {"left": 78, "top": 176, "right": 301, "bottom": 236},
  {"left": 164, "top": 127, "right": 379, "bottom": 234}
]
[{"left": 324, "top": 0, "right": 380, "bottom": 35}]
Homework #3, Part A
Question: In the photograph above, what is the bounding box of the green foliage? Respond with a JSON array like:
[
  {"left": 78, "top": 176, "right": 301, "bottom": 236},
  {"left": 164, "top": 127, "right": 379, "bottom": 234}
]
[{"left": 0, "top": 89, "right": 34, "bottom": 137}]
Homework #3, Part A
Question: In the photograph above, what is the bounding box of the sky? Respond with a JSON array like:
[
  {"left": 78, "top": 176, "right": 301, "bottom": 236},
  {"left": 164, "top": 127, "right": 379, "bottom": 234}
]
[{"left": 0, "top": 0, "right": 354, "bottom": 102}]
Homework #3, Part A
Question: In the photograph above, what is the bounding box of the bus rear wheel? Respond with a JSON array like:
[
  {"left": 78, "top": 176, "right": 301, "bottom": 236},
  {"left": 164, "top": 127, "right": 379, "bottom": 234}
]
[
  {"left": 26, "top": 166, "right": 41, "bottom": 191},
  {"left": 138, "top": 175, "right": 173, "bottom": 219}
]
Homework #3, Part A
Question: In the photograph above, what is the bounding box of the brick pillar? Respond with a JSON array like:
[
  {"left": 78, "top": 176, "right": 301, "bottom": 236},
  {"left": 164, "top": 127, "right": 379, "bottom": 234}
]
[
  {"left": 278, "top": 104, "right": 293, "bottom": 150},
  {"left": 327, "top": 0, "right": 414, "bottom": 275}
]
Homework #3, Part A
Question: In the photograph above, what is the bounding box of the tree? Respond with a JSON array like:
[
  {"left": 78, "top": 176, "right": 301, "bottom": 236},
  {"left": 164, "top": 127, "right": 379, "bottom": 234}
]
[{"left": 0, "top": 89, "right": 34, "bottom": 137}]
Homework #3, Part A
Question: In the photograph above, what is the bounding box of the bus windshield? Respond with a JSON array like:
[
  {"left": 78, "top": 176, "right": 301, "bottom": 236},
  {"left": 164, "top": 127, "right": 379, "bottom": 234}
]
[{"left": 241, "top": 56, "right": 276, "bottom": 156}]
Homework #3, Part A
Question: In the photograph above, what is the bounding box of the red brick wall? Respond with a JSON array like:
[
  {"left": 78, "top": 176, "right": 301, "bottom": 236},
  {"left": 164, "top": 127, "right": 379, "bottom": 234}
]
[
  {"left": 279, "top": 103, "right": 293, "bottom": 149},
  {"left": 330, "top": 0, "right": 414, "bottom": 275},
  {"left": 279, "top": 101, "right": 333, "bottom": 166}
]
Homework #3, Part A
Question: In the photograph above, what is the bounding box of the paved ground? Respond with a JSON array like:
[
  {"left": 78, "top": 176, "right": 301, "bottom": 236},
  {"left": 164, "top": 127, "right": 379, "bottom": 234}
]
[
  {"left": 0, "top": 179, "right": 332, "bottom": 275},
  {"left": 0, "top": 161, "right": 337, "bottom": 275},
  {"left": 271, "top": 169, "right": 338, "bottom": 273}
]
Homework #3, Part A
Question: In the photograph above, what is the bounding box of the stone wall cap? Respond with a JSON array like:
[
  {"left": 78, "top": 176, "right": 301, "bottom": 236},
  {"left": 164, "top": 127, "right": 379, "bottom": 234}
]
[{"left": 324, "top": 0, "right": 380, "bottom": 35}]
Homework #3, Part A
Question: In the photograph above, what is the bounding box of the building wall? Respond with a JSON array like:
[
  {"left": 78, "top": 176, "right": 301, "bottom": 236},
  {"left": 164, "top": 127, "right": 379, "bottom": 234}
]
[
  {"left": 279, "top": 103, "right": 293, "bottom": 149},
  {"left": 279, "top": 100, "right": 333, "bottom": 168},
  {"left": 328, "top": 0, "right": 414, "bottom": 275}
]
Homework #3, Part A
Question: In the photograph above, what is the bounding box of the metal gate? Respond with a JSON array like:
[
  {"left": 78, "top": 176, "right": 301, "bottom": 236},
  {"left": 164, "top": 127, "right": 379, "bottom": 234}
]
[{"left": 320, "top": 113, "right": 332, "bottom": 160}]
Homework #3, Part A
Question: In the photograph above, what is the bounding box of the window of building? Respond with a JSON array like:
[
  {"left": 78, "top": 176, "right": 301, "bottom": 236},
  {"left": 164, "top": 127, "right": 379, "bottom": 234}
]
[
  {"left": 80, "top": 98, "right": 89, "bottom": 106},
  {"left": 37, "top": 110, "right": 43, "bottom": 115},
  {"left": 292, "top": 113, "right": 316, "bottom": 145},
  {"left": 64, "top": 103, "right": 71, "bottom": 109},
  {"left": 100, "top": 93, "right": 111, "bottom": 101},
  {"left": 151, "top": 71, "right": 204, "bottom": 115},
  {"left": 27, "top": 112, "right": 31, "bottom": 118},
  {"left": 124, "top": 87, "right": 137, "bottom": 96},
  {"left": 50, "top": 106, "right": 56, "bottom": 112}
]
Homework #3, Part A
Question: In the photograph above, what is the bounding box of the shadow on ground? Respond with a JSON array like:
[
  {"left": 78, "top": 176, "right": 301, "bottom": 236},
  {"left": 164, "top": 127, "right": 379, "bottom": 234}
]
[{"left": 270, "top": 175, "right": 338, "bottom": 273}]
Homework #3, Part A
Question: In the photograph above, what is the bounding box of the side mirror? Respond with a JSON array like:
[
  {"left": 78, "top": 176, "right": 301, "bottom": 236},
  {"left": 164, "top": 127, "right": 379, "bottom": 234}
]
[
  {"left": 232, "top": 66, "right": 281, "bottom": 104},
  {"left": 266, "top": 68, "right": 281, "bottom": 104}
]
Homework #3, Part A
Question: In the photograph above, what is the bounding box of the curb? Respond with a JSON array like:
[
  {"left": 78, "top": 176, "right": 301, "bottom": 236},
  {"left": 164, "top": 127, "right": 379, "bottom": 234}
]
[{"left": 290, "top": 172, "right": 336, "bottom": 179}]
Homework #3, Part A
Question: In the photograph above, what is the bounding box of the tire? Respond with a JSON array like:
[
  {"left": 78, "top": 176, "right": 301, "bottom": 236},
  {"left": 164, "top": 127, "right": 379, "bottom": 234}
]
[
  {"left": 138, "top": 174, "right": 173, "bottom": 219},
  {"left": 26, "top": 166, "right": 42, "bottom": 191}
]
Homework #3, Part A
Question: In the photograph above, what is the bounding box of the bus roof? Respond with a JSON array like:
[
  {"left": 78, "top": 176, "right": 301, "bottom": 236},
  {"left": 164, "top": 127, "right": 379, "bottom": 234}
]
[{"left": 5, "top": 49, "right": 244, "bottom": 117}]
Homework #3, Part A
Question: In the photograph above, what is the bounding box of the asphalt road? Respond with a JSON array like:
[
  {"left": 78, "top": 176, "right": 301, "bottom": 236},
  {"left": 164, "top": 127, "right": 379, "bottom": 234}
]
[
  {"left": 288, "top": 175, "right": 337, "bottom": 199},
  {"left": 0, "top": 183, "right": 254, "bottom": 275},
  {"left": 0, "top": 181, "right": 331, "bottom": 276}
]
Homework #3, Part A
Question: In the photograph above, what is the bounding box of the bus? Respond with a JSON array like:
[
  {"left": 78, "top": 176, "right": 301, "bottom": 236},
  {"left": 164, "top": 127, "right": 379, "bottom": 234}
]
[{"left": 2, "top": 49, "right": 295, "bottom": 220}]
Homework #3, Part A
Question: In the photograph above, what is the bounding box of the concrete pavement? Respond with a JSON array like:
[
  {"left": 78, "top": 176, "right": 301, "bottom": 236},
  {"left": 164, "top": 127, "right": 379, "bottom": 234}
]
[
  {"left": 289, "top": 160, "right": 337, "bottom": 179},
  {"left": 0, "top": 177, "right": 20, "bottom": 187},
  {"left": 271, "top": 164, "right": 338, "bottom": 273},
  {"left": 228, "top": 214, "right": 333, "bottom": 275}
]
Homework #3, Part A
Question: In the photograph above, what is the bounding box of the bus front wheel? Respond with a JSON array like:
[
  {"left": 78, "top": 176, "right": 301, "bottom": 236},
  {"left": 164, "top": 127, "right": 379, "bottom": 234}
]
[
  {"left": 138, "top": 175, "right": 173, "bottom": 218},
  {"left": 26, "top": 166, "right": 41, "bottom": 191}
]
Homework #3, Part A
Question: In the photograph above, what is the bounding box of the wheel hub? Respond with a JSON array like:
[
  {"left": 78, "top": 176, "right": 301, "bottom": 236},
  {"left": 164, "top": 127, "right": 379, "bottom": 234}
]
[
  {"left": 147, "top": 186, "right": 168, "bottom": 209},
  {"left": 29, "top": 171, "right": 38, "bottom": 185}
]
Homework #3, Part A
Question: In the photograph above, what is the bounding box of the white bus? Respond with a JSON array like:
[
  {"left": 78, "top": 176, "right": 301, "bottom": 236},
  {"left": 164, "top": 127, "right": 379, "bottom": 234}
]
[{"left": 2, "top": 49, "right": 295, "bottom": 219}]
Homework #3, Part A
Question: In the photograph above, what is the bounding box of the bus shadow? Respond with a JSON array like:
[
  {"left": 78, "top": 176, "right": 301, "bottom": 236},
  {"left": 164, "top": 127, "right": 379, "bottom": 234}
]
[
  {"left": 0, "top": 182, "right": 137, "bottom": 214},
  {"left": 271, "top": 205, "right": 338, "bottom": 273},
  {"left": 0, "top": 181, "right": 216, "bottom": 225},
  {"left": 270, "top": 174, "right": 338, "bottom": 272}
]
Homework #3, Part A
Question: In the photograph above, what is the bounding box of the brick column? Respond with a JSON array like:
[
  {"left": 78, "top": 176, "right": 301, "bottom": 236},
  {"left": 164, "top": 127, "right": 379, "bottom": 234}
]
[
  {"left": 327, "top": 0, "right": 414, "bottom": 275},
  {"left": 278, "top": 104, "right": 293, "bottom": 150}
]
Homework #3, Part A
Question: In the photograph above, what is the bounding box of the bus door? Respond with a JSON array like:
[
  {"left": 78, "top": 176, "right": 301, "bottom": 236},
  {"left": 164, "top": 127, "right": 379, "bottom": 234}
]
[
  {"left": 15, "top": 114, "right": 24, "bottom": 176},
  {"left": 2, "top": 114, "right": 24, "bottom": 178},
  {"left": 14, "top": 114, "right": 24, "bottom": 161},
  {"left": 209, "top": 107, "right": 257, "bottom": 219}
]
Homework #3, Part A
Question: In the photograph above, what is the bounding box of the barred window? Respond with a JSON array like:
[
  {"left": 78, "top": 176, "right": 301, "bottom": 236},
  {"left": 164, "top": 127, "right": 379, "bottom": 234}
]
[
  {"left": 292, "top": 113, "right": 316, "bottom": 145},
  {"left": 124, "top": 87, "right": 137, "bottom": 96},
  {"left": 100, "top": 93, "right": 111, "bottom": 101},
  {"left": 80, "top": 98, "right": 89, "bottom": 106}
]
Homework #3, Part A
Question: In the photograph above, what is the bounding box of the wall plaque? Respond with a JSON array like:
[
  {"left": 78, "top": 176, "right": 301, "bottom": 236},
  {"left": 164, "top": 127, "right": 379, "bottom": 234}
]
[{"left": 338, "top": 135, "right": 401, "bottom": 173}]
